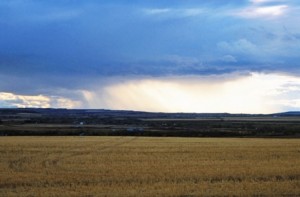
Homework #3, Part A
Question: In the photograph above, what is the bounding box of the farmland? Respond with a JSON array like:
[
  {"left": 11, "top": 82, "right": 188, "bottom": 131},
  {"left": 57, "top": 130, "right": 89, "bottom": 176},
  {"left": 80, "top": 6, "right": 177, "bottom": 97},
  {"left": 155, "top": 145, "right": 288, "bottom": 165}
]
[
  {"left": 1, "top": 137, "right": 300, "bottom": 196},
  {"left": 1, "top": 108, "right": 300, "bottom": 137}
]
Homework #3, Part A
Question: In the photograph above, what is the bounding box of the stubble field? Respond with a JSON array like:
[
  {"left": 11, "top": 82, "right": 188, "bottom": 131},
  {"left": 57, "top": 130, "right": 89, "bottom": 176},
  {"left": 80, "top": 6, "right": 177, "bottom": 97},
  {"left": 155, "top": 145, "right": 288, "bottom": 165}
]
[{"left": 0, "top": 137, "right": 300, "bottom": 196}]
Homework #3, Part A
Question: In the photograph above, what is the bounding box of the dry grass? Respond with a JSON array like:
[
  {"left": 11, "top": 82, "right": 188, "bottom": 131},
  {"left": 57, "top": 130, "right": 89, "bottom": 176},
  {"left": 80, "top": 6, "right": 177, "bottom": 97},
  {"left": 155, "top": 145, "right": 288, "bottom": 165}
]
[{"left": 0, "top": 137, "right": 300, "bottom": 196}]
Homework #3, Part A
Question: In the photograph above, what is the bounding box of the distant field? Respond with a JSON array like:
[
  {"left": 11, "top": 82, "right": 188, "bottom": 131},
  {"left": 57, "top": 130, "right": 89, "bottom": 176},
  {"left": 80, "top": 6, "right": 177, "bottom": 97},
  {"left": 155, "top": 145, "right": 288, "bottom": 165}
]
[
  {"left": 1, "top": 109, "right": 300, "bottom": 137},
  {"left": 143, "top": 117, "right": 300, "bottom": 122},
  {"left": 0, "top": 137, "right": 300, "bottom": 196}
]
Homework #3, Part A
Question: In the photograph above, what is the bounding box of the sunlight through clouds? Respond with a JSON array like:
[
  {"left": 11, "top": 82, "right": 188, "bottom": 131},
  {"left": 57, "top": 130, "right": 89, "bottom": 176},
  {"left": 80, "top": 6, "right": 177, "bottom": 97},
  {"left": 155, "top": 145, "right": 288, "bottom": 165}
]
[
  {"left": 234, "top": 0, "right": 289, "bottom": 19},
  {"left": 81, "top": 73, "right": 300, "bottom": 114},
  {"left": 250, "top": 0, "right": 287, "bottom": 4},
  {"left": 237, "top": 5, "right": 288, "bottom": 18}
]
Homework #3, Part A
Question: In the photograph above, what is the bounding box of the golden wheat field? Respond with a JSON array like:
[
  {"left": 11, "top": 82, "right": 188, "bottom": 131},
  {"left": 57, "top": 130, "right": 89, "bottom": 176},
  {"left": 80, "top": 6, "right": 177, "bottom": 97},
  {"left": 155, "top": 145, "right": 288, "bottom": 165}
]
[{"left": 0, "top": 137, "right": 300, "bottom": 197}]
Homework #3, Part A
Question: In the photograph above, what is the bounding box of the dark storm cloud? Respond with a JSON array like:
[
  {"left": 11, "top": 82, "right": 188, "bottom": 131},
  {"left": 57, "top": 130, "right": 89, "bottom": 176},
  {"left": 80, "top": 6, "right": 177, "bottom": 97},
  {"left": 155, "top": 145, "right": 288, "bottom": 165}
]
[{"left": 0, "top": 0, "right": 300, "bottom": 104}]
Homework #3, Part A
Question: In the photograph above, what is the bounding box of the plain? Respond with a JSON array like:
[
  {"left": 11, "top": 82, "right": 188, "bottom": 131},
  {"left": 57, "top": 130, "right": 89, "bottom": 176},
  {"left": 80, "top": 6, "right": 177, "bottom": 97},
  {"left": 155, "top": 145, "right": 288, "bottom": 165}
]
[{"left": 0, "top": 137, "right": 300, "bottom": 196}]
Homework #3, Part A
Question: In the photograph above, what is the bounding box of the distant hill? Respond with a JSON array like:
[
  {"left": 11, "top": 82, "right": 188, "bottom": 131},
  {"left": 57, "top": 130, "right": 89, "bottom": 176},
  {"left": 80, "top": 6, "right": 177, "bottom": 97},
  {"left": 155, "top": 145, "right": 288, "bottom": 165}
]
[{"left": 273, "top": 111, "right": 300, "bottom": 116}]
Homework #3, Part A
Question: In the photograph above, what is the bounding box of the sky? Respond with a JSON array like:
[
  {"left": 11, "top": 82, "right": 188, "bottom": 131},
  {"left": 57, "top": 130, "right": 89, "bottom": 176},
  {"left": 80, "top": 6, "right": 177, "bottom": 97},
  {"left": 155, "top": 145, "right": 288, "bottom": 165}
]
[{"left": 1, "top": 0, "right": 300, "bottom": 113}]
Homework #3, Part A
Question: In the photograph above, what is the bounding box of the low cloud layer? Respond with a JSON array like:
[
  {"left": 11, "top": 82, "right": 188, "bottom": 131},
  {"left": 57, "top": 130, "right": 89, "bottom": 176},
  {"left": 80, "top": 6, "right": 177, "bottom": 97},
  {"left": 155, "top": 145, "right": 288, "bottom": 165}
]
[{"left": 0, "top": 92, "right": 79, "bottom": 108}]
